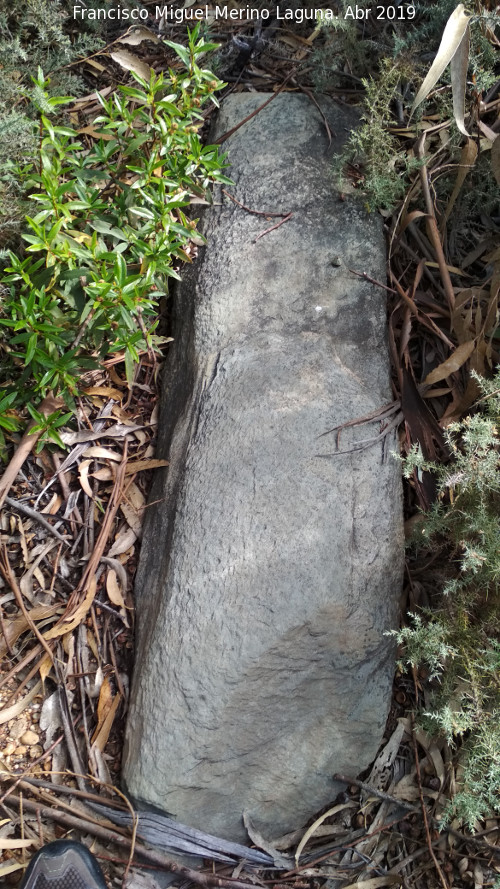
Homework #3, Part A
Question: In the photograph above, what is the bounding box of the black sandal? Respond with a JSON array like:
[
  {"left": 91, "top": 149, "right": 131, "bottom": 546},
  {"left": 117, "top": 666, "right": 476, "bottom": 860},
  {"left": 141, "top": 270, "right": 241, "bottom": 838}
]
[{"left": 19, "top": 840, "right": 108, "bottom": 889}]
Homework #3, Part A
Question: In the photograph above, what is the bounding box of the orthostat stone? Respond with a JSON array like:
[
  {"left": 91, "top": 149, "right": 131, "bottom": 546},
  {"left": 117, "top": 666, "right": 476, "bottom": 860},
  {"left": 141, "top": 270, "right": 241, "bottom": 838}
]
[{"left": 122, "top": 93, "right": 404, "bottom": 842}]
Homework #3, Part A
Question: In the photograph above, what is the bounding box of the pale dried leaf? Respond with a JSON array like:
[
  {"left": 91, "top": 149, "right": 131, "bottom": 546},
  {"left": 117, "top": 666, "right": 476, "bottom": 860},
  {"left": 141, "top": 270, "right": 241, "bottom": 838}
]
[
  {"left": 109, "top": 49, "right": 151, "bottom": 81},
  {"left": 102, "top": 557, "right": 128, "bottom": 594},
  {"left": 40, "top": 493, "right": 62, "bottom": 515},
  {"left": 124, "top": 458, "right": 169, "bottom": 474},
  {"left": 392, "top": 772, "right": 420, "bottom": 802},
  {"left": 78, "top": 460, "right": 93, "bottom": 498},
  {"left": 60, "top": 422, "right": 143, "bottom": 445},
  {"left": 107, "top": 526, "right": 137, "bottom": 558},
  {"left": 341, "top": 877, "right": 401, "bottom": 889},
  {"left": 0, "top": 680, "right": 42, "bottom": 725},
  {"left": 427, "top": 741, "right": 446, "bottom": 786},
  {"left": 477, "top": 120, "right": 497, "bottom": 142},
  {"left": 0, "top": 605, "right": 60, "bottom": 659},
  {"left": 106, "top": 569, "right": 126, "bottom": 609},
  {"left": 78, "top": 126, "right": 113, "bottom": 141},
  {"left": 450, "top": 18, "right": 470, "bottom": 135},
  {"left": 117, "top": 26, "right": 160, "bottom": 45},
  {"left": 39, "top": 652, "right": 53, "bottom": 685},
  {"left": 89, "top": 744, "right": 112, "bottom": 785},
  {"left": 44, "top": 576, "right": 97, "bottom": 640},
  {"left": 82, "top": 446, "right": 121, "bottom": 462},
  {"left": 0, "top": 861, "right": 25, "bottom": 877},
  {"left": 120, "top": 482, "right": 145, "bottom": 537},
  {"left": 92, "top": 692, "right": 121, "bottom": 751},
  {"left": 91, "top": 467, "right": 113, "bottom": 482},
  {"left": 33, "top": 566, "right": 45, "bottom": 589},
  {"left": 396, "top": 209, "right": 426, "bottom": 238},
  {"left": 243, "top": 813, "right": 292, "bottom": 868},
  {"left": 18, "top": 516, "right": 29, "bottom": 565},
  {"left": 83, "top": 386, "right": 124, "bottom": 400},
  {"left": 424, "top": 340, "right": 475, "bottom": 384},
  {"left": 411, "top": 5, "right": 471, "bottom": 117},
  {"left": 96, "top": 675, "right": 113, "bottom": 726},
  {"left": 295, "top": 803, "right": 352, "bottom": 864},
  {"left": 0, "top": 837, "right": 34, "bottom": 849}
]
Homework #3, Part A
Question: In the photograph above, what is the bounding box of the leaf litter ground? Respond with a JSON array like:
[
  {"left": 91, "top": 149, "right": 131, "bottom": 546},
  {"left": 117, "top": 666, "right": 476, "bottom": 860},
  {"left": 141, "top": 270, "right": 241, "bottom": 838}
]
[{"left": 0, "top": 4, "right": 499, "bottom": 888}]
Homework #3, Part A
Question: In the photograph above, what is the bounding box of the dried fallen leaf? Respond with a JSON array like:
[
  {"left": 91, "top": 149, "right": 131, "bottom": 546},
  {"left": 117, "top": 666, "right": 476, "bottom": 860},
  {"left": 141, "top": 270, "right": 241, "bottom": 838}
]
[
  {"left": 424, "top": 340, "right": 475, "bottom": 385},
  {"left": 106, "top": 568, "right": 126, "bottom": 609},
  {"left": 78, "top": 460, "right": 93, "bottom": 498},
  {"left": 60, "top": 423, "right": 144, "bottom": 445},
  {"left": 82, "top": 446, "right": 121, "bottom": 462},
  {"left": 92, "top": 692, "right": 121, "bottom": 751},
  {"left": 123, "top": 458, "right": 169, "bottom": 474},
  {"left": 109, "top": 49, "right": 151, "bottom": 81},
  {"left": 107, "top": 527, "right": 137, "bottom": 558},
  {"left": 120, "top": 482, "right": 145, "bottom": 537},
  {"left": 39, "top": 652, "right": 53, "bottom": 685},
  {"left": 341, "top": 876, "right": 401, "bottom": 889},
  {"left": 44, "top": 576, "right": 98, "bottom": 640},
  {"left": 117, "top": 25, "right": 160, "bottom": 45},
  {"left": 450, "top": 11, "right": 470, "bottom": 135},
  {"left": 96, "top": 675, "right": 113, "bottom": 727},
  {"left": 0, "top": 680, "right": 42, "bottom": 725},
  {"left": 83, "top": 388, "right": 124, "bottom": 400},
  {"left": 0, "top": 838, "right": 34, "bottom": 849},
  {"left": 411, "top": 5, "right": 470, "bottom": 121},
  {"left": 40, "top": 493, "right": 62, "bottom": 515},
  {"left": 0, "top": 861, "right": 25, "bottom": 877},
  {"left": 78, "top": 126, "right": 114, "bottom": 141},
  {"left": 0, "top": 605, "right": 60, "bottom": 659},
  {"left": 295, "top": 802, "right": 353, "bottom": 864}
]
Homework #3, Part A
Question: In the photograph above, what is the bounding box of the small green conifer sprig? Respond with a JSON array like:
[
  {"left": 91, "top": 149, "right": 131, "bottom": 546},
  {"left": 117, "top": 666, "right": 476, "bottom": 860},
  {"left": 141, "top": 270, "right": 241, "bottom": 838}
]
[{"left": 393, "top": 370, "right": 500, "bottom": 829}]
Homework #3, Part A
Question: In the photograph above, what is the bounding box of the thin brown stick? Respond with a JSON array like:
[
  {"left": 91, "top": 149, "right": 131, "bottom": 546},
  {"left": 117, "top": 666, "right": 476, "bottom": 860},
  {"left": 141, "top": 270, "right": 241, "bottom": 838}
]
[
  {"left": 254, "top": 213, "right": 293, "bottom": 243},
  {"left": 416, "top": 134, "right": 456, "bottom": 313},
  {"left": 3, "top": 654, "right": 47, "bottom": 709},
  {"left": 390, "top": 270, "right": 455, "bottom": 349},
  {"left": 0, "top": 643, "right": 42, "bottom": 692},
  {"left": 4, "top": 496, "right": 68, "bottom": 544},
  {"left": 333, "top": 773, "right": 417, "bottom": 813},
  {"left": 411, "top": 712, "right": 449, "bottom": 889},
  {"left": 347, "top": 267, "right": 398, "bottom": 295},
  {"left": 222, "top": 189, "right": 290, "bottom": 219},
  {"left": 0, "top": 603, "right": 14, "bottom": 657},
  {"left": 0, "top": 736, "right": 64, "bottom": 807},
  {"left": 0, "top": 546, "right": 54, "bottom": 664},
  {"left": 319, "top": 401, "right": 401, "bottom": 442},
  {"left": 214, "top": 70, "right": 298, "bottom": 144},
  {"left": 0, "top": 395, "right": 64, "bottom": 508},
  {"left": 293, "top": 81, "right": 333, "bottom": 146},
  {"left": 5, "top": 791, "right": 264, "bottom": 889}
]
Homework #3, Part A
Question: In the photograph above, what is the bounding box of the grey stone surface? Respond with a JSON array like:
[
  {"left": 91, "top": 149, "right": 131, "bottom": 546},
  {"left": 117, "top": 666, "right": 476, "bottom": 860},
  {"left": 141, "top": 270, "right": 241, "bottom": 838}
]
[{"left": 122, "top": 94, "right": 404, "bottom": 842}]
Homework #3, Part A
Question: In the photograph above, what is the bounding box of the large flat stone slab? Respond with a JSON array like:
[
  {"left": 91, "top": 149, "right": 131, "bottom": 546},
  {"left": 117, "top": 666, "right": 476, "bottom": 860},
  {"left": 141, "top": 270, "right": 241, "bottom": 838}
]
[{"left": 123, "top": 93, "right": 404, "bottom": 842}]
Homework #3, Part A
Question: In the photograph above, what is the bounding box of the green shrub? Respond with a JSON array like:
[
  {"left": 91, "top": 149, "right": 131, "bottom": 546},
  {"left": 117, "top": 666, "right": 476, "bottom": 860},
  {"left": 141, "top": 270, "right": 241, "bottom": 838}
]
[
  {"left": 322, "top": 3, "right": 499, "bottom": 211},
  {"left": 0, "top": 0, "right": 106, "bottom": 244},
  {"left": 394, "top": 370, "right": 500, "bottom": 829},
  {"left": 0, "top": 28, "right": 230, "bottom": 451}
]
